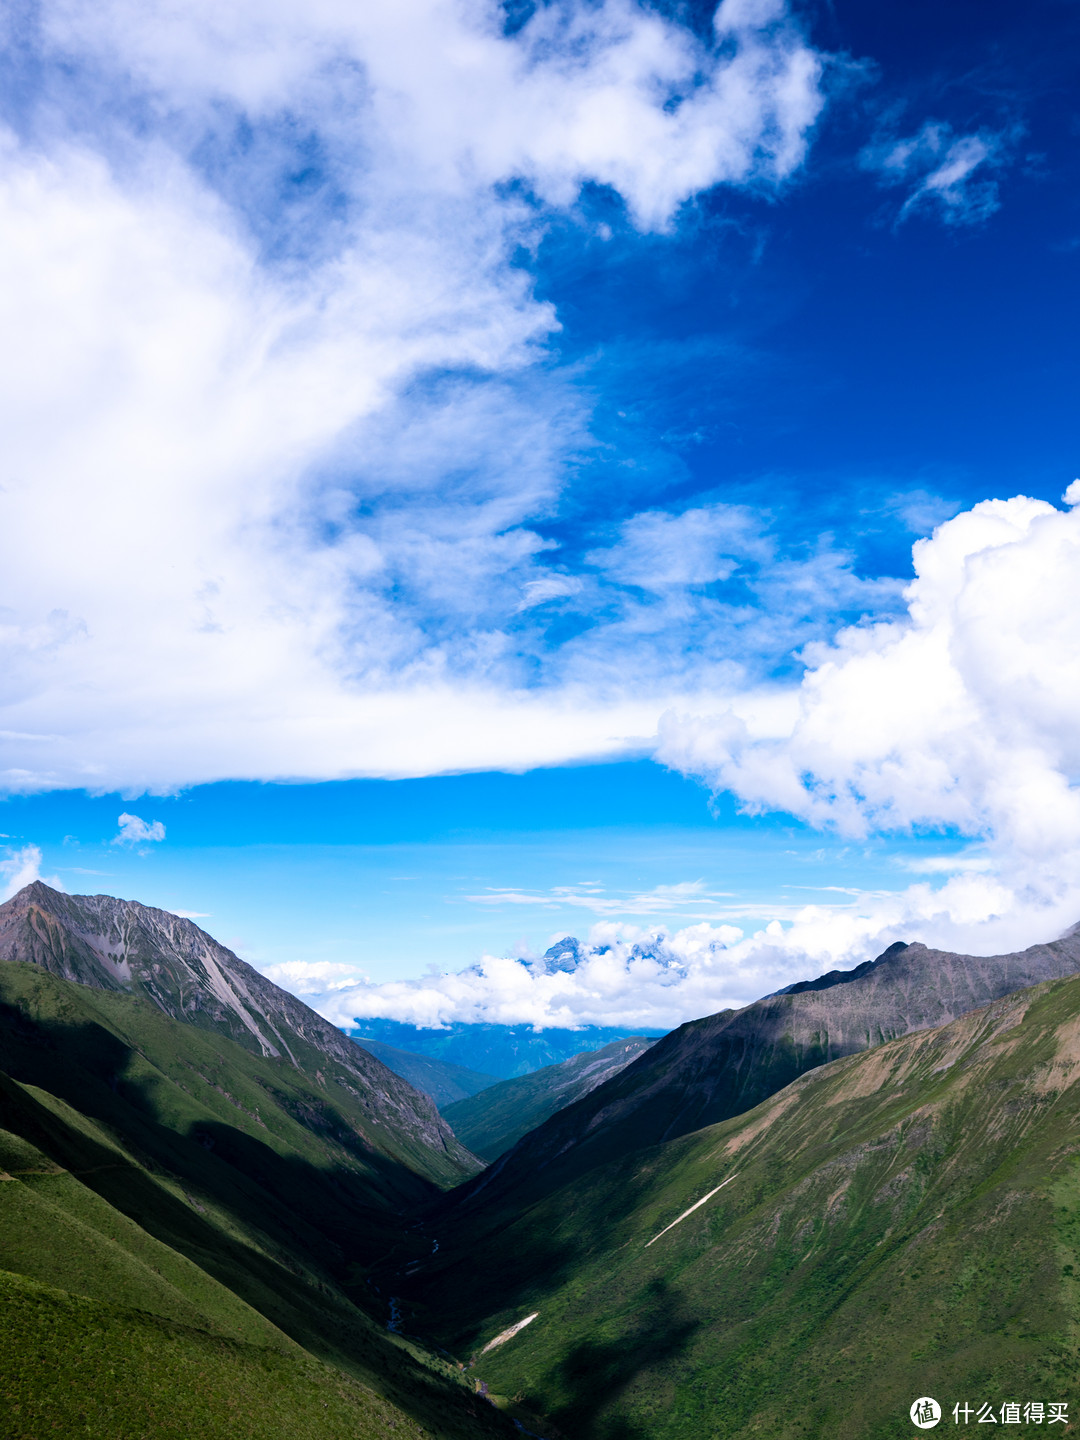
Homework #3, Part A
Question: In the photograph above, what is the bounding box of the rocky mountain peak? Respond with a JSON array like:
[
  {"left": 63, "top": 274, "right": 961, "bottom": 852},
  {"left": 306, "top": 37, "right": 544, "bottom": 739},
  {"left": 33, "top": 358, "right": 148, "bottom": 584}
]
[
  {"left": 0, "top": 882, "right": 479, "bottom": 1185},
  {"left": 540, "top": 936, "right": 583, "bottom": 973}
]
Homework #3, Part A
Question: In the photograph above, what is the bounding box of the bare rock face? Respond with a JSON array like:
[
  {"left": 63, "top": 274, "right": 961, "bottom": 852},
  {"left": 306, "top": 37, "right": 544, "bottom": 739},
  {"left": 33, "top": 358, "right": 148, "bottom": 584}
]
[
  {"left": 464, "top": 925, "right": 1080, "bottom": 1207},
  {"left": 0, "top": 882, "right": 479, "bottom": 1185}
]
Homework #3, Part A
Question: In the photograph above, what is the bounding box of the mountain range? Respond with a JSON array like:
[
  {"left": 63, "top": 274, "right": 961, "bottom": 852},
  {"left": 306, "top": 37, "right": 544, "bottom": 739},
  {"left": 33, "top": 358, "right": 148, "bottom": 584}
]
[
  {"left": 453, "top": 928, "right": 1080, "bottom": 1217},
  {"left": 409, "top": 968, "right": 1080, "bottom": 1438},
  {"left": 351, "top": 1038, "right": 501, "bottom": 1107},
  {"left": 7, "top": 881, "right": 1080, "bottom": 1439},
  {"left": 0, "top": 881, "right": 474, "bottom": 1183}
]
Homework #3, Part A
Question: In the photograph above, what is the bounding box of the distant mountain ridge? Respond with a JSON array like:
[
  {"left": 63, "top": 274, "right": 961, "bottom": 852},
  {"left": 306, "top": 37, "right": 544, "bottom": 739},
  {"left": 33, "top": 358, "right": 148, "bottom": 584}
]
[
  {"left": 441, "top": 1036, "right": 657, "bottom": 1161},
  {"left": 348, "top": 1015, "right": 665, "bottom": 1080},
  {"left": 459, "top": 926, "right": 1080, "bottom": 1209},
  {"left": 0, "top": 882, "right": 477, "bottom": 1186},
  {"left": 351, "top": 1039, "right": 500, "bottom": 1107}
]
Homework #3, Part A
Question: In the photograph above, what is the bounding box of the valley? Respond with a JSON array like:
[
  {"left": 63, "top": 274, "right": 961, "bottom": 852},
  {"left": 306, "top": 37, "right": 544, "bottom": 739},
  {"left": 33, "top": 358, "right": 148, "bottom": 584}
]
[
  {"left": 409, "top": 973, "right": 1080, "bottom": 1437},
  {"left": 3, "top": 881, "right": 1080, "bottom": 1439}
]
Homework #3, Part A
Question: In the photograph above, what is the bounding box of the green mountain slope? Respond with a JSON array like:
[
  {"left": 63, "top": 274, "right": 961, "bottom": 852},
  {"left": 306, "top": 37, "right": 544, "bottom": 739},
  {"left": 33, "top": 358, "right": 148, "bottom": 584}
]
[
  {"left": 0, "top": 1269, "right": 435, "bottom": 1440},
  {"left": 0, "top": 882, "right": 478, "bottom": 1187},
  {"left": 460, "top": 930, "right": 1080, "bottom": 1216},
  {"left": 441, "top": 1037, "right": 657, "bottom": 1162},
  {"left": 353, "top": 1038, "right": 500, "bottom": 1107},
  {"left": 0, "top": 962, "right": 512, "bottom": 1440},
  {"left": 406, "top": 972, "right": 1080, "bottom": 1440}
]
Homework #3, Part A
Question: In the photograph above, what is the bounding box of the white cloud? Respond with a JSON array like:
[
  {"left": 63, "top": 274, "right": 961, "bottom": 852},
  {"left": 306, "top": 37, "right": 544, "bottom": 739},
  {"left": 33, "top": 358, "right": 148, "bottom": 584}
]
[
  {"left": 902, "top": 854, "right": 994, "bottom": 875},
  {"left": 860, "top": 120, "right": 1013, "bottom": 226},
  {"left": 586, "top": 505, "right": 768, "bottom": 590},
  {"left": 0, "top": 0, "right": 828, "bottom": 794},
  {"left": 0, "top": 843, "right": 66, "bottom": 901},
  {"left": 272, "top": 861, "right": 1062, "bottom": 1030},
  {"left": 658, "top": 494, "right": 1080, "bottom": 951},
  {"left": 113, "top": 813, "right": 166, "bottom": 844},
  {"left": 886, "top": 489, "right": 961, "bottom": 536},
  {"left": 464, "top": 878, "right": 739, "bottom": 917},
  {"left": 45, "top": 0, "right": 824, "bottom": 231},
  {"left": 286, "top": 490, "right": 1080, "bottom": 1030},
  {"left": 0, "top": 844, "right": 44, "bottom": 901}
]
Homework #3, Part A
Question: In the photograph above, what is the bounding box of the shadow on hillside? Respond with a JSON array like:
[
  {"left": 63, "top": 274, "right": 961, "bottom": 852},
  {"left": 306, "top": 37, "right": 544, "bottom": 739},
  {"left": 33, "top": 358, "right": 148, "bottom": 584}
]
[
  {"left": 0, "top": 993, "right": 517, "bottom": 1440},
  {"left": 550, "top": 1276, "right": 700, "bottom": 1440},
  {"left": 405, "top": 1120, "right": 709, "bottom": 1359},
  {"left": 0, "top": 989, "right": 430, "bottom": 1227}
]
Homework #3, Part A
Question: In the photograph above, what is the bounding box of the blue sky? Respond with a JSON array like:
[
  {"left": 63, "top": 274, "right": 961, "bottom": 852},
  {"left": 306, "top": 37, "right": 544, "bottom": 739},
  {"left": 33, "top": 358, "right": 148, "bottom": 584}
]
[{"left": 1, "top": 0, "right": 1079, "bottom": 1028}]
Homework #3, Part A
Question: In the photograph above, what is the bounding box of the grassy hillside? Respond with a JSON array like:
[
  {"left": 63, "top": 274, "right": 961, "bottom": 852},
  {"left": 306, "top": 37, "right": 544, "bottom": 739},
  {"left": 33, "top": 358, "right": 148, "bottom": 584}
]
[
  {"left": 441, "top": 1038, "right": 656, "bottom": 1161},
  {"left": 0, "top": 962, "right": 512, "bottom": 1440},
  {"left": 353, "top": 1038, "right": 500, "bottom": 1107},
  {"left": 405, "top": 974, "right": 1080, "bottom": 1439},
  {"left": 0, "top": 1266, "right": 433, "bottom": 1440}
]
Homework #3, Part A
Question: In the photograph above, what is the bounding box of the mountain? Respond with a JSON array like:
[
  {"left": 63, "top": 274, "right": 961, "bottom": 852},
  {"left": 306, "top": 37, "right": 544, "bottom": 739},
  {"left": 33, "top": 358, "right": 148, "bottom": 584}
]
[
  {"left": 458, "top": 929, "right": 1080, "bottom": 1212},
  {"left": 352, "top": 1038, "right": 500, "bottom": 1107},
  {"left": 404, "top": 969, "right": 1080, "bottom": 1439},
  {"left": 0, "top": 882, "right": 476, "bottom": 1186},
  {"left": 0, "top": 959, "right": 514, "bottom": 1440},
  {"left": 346, "top": 1017, "right": 665, "bottom": 1080},
  {"left": 441, "top": 1037, "right": 657, "bottom": 1162}
]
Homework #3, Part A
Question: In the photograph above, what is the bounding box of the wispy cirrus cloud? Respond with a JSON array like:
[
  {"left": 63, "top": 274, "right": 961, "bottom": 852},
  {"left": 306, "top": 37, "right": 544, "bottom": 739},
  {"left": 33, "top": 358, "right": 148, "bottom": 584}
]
[
  {"left": 466, "top": 878, "right": 739, "bottom": 917},
  {"left": 860, "top": 119, "right": 1016, "bottom": 226}
]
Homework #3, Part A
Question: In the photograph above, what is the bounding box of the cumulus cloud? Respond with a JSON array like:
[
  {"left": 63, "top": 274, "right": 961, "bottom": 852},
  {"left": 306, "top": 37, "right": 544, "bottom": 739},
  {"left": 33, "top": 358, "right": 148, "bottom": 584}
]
[
  {"left": 0, "top": 0, "right": 828, "bottom": 794},
  {"left": 0, "top": 843, "right": 65, "bottom": 901},
  {"left": 113, "top": 813, "right": 166, "bottom": 845},
  {"left": 658, "top": 492, "right": 1080, "bottom": 950},
  {"left": 0, "top": 845, "right": 44, "bottom": 901},
  {"left": 860, "top": 120, "right": 1013, "bottom": 226},
  {"left": 268, "top": 923, "right": 751, "bottom": 1031}
]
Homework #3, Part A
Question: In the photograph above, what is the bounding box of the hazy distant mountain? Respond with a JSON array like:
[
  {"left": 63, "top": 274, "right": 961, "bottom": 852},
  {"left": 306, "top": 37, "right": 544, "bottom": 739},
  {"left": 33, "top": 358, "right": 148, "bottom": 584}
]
[
  {"left": 410, "top": 970, "right": 1080, "bottom": 1439},
  {"left": 0, "top": 882, "right": 477, "bottom": 1186},
  {"left": 461, "top": 928, "right": 1080, "bottom": 1209},
  {"left": 348, "top": 1012, "right": 664, "bottom": 1079},
  {"left": 441, "top": 1036, "right": 657, "bottom": 1161},
  {"left": 351, "top": 1037, "right": 500, "bottom": 1107}
]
